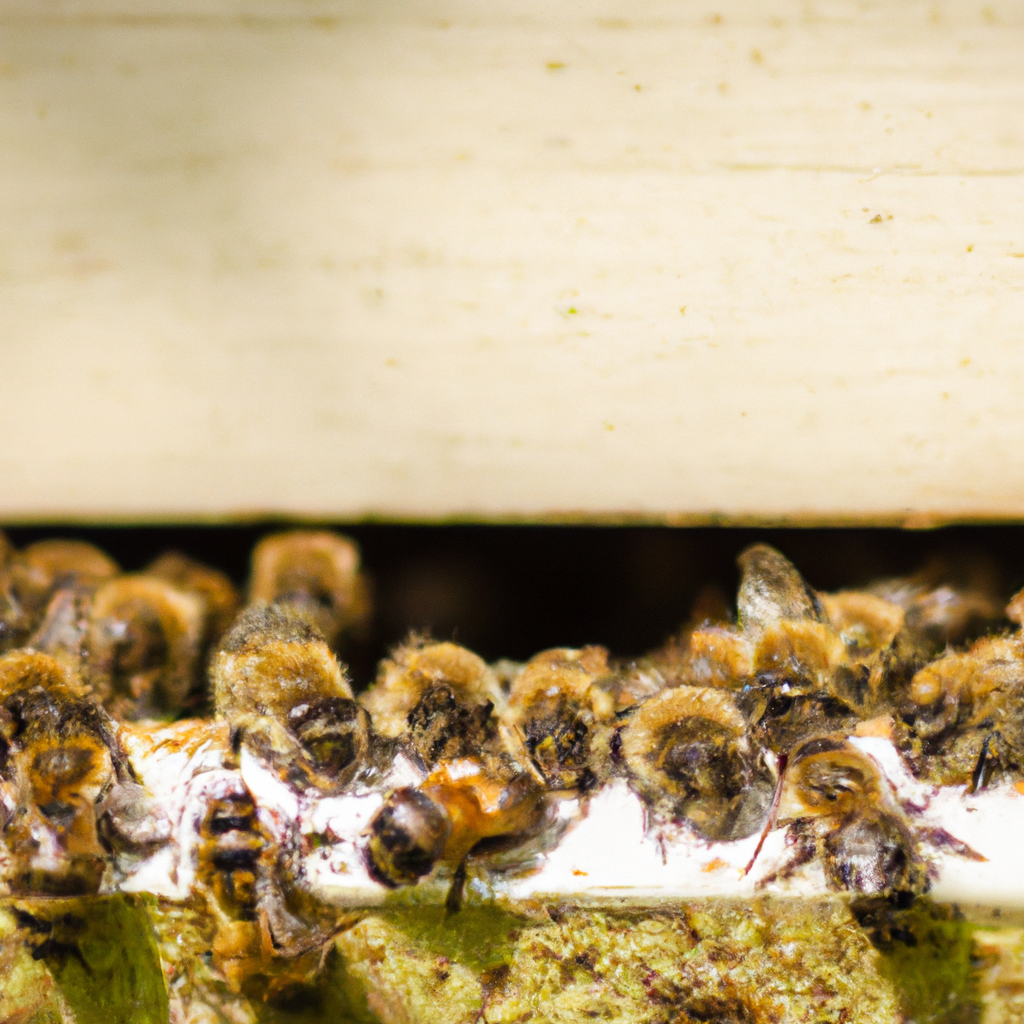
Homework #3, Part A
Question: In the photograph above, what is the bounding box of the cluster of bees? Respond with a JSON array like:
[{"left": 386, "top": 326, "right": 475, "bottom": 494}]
[{"left": 2, "top": 530, "right": 1023, "bottom": 966}]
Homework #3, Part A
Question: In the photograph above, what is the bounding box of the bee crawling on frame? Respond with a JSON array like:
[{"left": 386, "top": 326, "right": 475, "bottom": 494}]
[
  {"left": 499, "top": 646, "right": 616, "bottom": 792},
  {"left": 760, "top": 737, "right": 984, "bottom": 900},
  {"left": 361, "top": 638, "right": 505, "bottom": 768},
  {"left": 364, "top": 752, "right": 547, "bottom": 910},
  {"left": 212, "top": 602, "right": 371, "bottom": 794},
  {"left": 0, "top": 649, "right": 168, "bottom": 896},
  {"left": 617, "top": 685, "right": 776, "bottom": 842},
  {"left": 897, "top": 623, "right": 1024, "bottom": 789}
]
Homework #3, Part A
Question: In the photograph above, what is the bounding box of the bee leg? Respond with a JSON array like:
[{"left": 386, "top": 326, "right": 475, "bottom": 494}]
[
  {"left": 969, "top": 731, "right": 1001, "bottom": 794},
  {"left": 756, "top": 822, "right": 817, "bottom": 888},
  {"left": 743, "top": 751, "right": 787, "bottom": 876},
  {"left": 445, "top": 860, "right": 468, "bottom": 917}
]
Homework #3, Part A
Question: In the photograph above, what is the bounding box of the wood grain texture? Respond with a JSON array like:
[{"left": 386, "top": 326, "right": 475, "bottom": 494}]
[{"left": 1, "top": 1, "right": 1023, "bottom": 523}]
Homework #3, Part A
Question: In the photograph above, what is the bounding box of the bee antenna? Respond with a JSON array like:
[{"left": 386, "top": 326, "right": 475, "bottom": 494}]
[{"left": 743, "top": 751, "right": 788, "bottom": 877}]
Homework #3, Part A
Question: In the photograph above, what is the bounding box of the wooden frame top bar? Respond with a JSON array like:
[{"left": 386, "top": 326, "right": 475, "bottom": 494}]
[{"left": 2, "top": 1, "right": 1023, "bottom": 524}]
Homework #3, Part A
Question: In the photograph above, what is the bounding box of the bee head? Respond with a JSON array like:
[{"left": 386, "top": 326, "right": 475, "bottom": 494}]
[
  {"left": 287, "top": 696, "right": 369, "bottom": 788},
  {"left": 362, "top": 640, "right": 501, "bottom": 766},
  {"left": 503, "top": 647, "right": 613, "bottom": 790},
  {"left": 365, "top": 787, "right": 451, "bottom": 887},
  {"left": 781, "top": 738, "right": 881, "bottom": 820}
]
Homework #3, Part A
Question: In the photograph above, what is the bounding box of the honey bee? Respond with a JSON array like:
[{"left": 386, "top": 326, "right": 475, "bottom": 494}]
[
  {"left": 0, "top": 539, "right": 119, "bottom": 653},
  {"left": 869, "top": 554, "right": 1005, "bottom": 653},
  {"left": 197, "top": 783, "right": 274, "bottom": 913},
  {"left": 84, "top": 574, "right": 207, "bottom": 721},
  {"left": 769, "top": 737, "right": 929, "bottom": 898},
  {"left": 249, "top": 530, "right": 370, "bottom": 650},
  {"left": 365, "top": 755, "right": 545, "bottom": 905},
  {"left": 212, "top": 603, "right": 369, "bottom": 792},
  {"left": 147, "top": 550, "right": 241, "bottom": 656},
  {"left": 618, "top": 686, "right": 776, "bottom": 841},
  {"left": 499, "top": 646, "right": 615, "bottom": 791},
  {"left": 900, "top": 633, "right": 1024, "bottom": 787},
  {"left": 639, "top": 547, "right": 863, "bottom": 753},
  {"left": 361, "top": 639, "right": 504, "bottom": 767},
  {"left": 1007, "top": 585, "right": 1024, "bottom": 627},
  {"left": 721, "top": 545, "right": 918, "bottom": 749},
  {"left": 0, "top": 650, "right": 124, "bottom": 895}
]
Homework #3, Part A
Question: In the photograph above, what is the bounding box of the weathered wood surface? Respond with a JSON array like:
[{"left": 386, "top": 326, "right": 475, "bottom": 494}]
[{"left": 1, "top": 1, "right": 1023, "bottom": 523}]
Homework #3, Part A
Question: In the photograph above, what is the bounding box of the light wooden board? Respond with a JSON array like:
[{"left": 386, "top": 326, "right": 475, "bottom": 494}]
[{"left": 1, "top": 0, "right": 1023, "bottom": 524}]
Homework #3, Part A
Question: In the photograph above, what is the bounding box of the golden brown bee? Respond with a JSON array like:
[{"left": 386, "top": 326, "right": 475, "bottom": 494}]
[
  {"left": 645, "top": 547, "right": 854, "bottom": 741},
  {"left": 618, "top": 686, "right": 776, "bottom": 841},
  {"left": 212, "top": 603, "right": 369, "bottom": 791},
  {"left": 0, "top": 539, "right": 119, "bottom": 653},
  {"left": 499, "top": 647, "right": 614, "bottom": 790},
  {"left": 900, "top": 634, "right": 1024, "bottom": 787},
  {"left": 0, "top": 650, "right": 124, "bottom": 896},
  {"left": 1007, "top": 585, "right": 1024, "bottom": 627},
  {"left": 197, "top": 785, "right": 274, "bottom": 912},
  {"left": 361, "top": 639, "right": 503, "bottom": 767},
  {"left": 771, "top": 738, "right": 928, "bottom": 898},
  {"left": 84, "top": 574, "right": 207, "bottom": 721},
  {"left": 366, "top": 756, "right": 545, "bottom": 898},
  {"left": 147, "top": 550, "right": 241, "bottom": 654},
  {"left": 718, "top": 546, "right": 883, "bottom": 748},
  {"left": 249, "top": 530, "right": 370, "bottom": 649},
  {"left": 870, "top": 554, "right": 1005, "bottom": 652}
]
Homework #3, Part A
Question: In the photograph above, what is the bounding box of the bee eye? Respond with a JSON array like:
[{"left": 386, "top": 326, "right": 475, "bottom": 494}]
[{"left": 366, "top": 788, "right": 451, "bottom": 888}]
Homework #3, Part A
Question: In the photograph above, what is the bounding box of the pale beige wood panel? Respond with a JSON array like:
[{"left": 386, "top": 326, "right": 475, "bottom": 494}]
[{"left": 1, "top": 1, "right": 1023, "bottom": 523}]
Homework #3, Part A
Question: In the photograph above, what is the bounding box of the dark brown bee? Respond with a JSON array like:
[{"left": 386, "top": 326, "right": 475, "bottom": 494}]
[
  {"left": 213, "top": 603, "right": 369, "bottom": 791},
  {"left": 361, "top": 639, "right": 503, "bottom": 767},
  {"left": 249, "top": 530, "right": 370, "bottom": 650},
  {"left": 499, "top": 646, "right": 614, "bottom": 790},
  {"left": 84, "top": 574, "right": 207, "bottom": 721},
  {"left": 771, "top": 738, "right": 928, "bottom": 898},
  {"left": 366, "top": 756, "right": 545, "bottom": 896},
  {"left": 618, "top": 686, "right": 776, "bottom": 841},
  {"left": 0, "top": 650, "right": 125, "bottom": 896}
]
